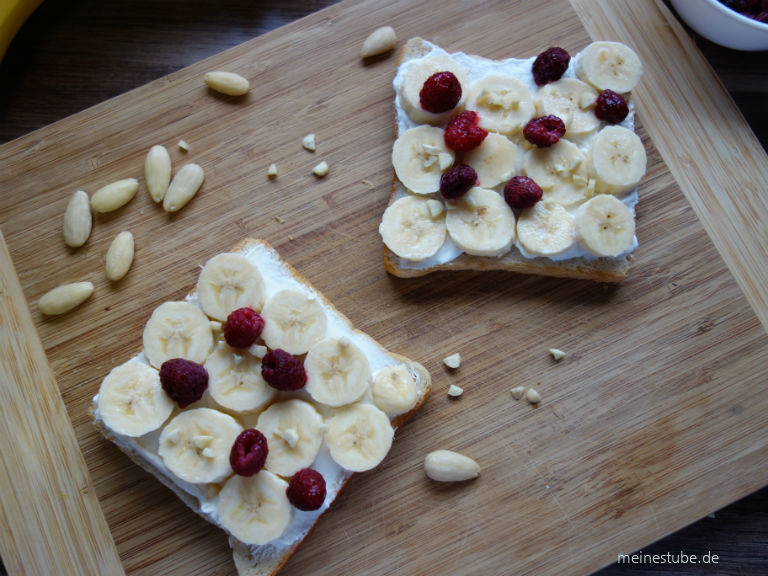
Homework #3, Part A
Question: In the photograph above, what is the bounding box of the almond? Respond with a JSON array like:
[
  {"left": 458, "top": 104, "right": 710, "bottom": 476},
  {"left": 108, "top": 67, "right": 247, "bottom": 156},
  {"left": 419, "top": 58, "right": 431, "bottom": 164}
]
[
  {"left": 549, "top": 347, "right": 566, "bottom": 361},
  {"left": 525, "top": 387, "right": 541, "bottom": 404},
  {"left": 62, "top": 190, "right": 92, "bottom": 247},
  {"left": 302, "top": 133, "right": 316, "bottom": 152},
  {"left": 38, "top": 281, "right": 94, "bottom": 316},
  {"left": 90, "top": 178, "right": 139, "bottom": 213},
  {"left": 312, "top": 161, "right": 329, "bottom": 177},
  {"left": 163, "top": 163, "right": 204, "bottom": 212},
  {"left": 204, "top": 71, "right": 250, "bottom": 96},
  {"left": 105, "top": 231, "right": 135, "bottom": 281},
  {"left": 145, "top": 145, "right": 172, "bottom": 203},
  {"left": 361, "top": 26, "right": 397, "bottom": 59},
  {"left": 424, "top": 449, "right": 480, "bottom": 482},
  {"left": 443, "top": 352, "right": 461, "bottom": 369}
]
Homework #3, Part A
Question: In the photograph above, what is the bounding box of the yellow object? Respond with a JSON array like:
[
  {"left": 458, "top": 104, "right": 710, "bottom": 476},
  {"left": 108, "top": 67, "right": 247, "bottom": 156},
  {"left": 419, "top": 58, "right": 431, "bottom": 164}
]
[{"left": 0, "top": 0, "right": 44, "bottom": 62}]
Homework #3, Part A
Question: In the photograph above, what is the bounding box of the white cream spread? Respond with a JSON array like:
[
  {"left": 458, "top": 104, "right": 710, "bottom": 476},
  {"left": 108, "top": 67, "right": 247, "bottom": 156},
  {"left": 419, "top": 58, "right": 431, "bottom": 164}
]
[
  {"left": 391, "top": 40, "right": 640, "bottom": 269},
  {"left": 93, "top": 240, "right": 426, "bottom": 556}
]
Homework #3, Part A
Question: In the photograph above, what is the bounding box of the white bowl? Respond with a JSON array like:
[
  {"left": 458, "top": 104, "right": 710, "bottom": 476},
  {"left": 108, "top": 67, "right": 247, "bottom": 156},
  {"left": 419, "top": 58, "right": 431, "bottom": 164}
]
[{"left": 670, "top": 0, "right": 768, "bottom": 51}]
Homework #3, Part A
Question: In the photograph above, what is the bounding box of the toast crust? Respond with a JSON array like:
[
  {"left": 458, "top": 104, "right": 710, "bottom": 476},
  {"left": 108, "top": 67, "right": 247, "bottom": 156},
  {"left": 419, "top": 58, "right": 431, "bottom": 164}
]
[
  {"left": 92, "top": 238, "right": 431, "bottom": 576},
  {"left": 386, "top": 38, "right": 634, "bottom": 283}
]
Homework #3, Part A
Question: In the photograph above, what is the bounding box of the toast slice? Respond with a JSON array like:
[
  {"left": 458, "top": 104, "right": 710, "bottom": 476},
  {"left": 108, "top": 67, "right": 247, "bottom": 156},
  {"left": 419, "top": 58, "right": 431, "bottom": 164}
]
[
  {"left": 92, "top": 238, "right": 431, "bottom": 575},
  {"left": 381, "top": 37, "right": 645, "bottom": 282}
]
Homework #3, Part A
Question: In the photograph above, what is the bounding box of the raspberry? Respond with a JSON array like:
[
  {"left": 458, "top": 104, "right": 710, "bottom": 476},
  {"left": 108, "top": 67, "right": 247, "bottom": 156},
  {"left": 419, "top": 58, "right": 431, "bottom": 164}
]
[
  {"left": 532, "top": 47, "right": 571, "bottom": 86},
  {"left": 223, "top": 307, "right": 265, "bottom": 348},
  {"left": 523, "top": 116, "right": 566, "bottom": 148},
  {"left": 504, "top": 176, "right": 543, "bottom": 210},
  {"left": 444, "top": 111, "right": 488, "bottom": 152},
  {"left": 594, "top": 89, "right": 629, "bottom": 124},
  {"left": 230, "top": 429, "right": 269, "bottom": 477},
  {"left": 419, "top": 71, "right": 462, "bottom": 114},
  {"left": 286, "top": 468, "right": 326, "bottom": 511},
  {"left": 440, "top": 164, "right": 477, "bottom": 201},
  {"left": 159, "top": 358, "right": 208, "bottom": 408},
  {"left": 261, "top": 349, "right": 307, "bottom": 391}
]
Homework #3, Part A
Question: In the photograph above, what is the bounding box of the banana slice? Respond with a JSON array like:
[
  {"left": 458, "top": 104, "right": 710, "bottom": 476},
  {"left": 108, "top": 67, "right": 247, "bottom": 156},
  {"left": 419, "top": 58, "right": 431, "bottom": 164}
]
[
  {"left": 256, "top": 399, "right": 323, "bottom": 477},
  {"left": 536, "top": 78, "right": 600, "bottom": 137},
  {"left": 587, "top": 125, "right": 646, "bottom": 195},
  {"left": 205, "top": 342, "right": 276, "bottom": 414},
  {"left": 379, "top": 195, "right": 447, "bottom": 262},
  {"left": 371, "top": 364, "right": 419, "bottom": 415},
  {"left": 446, "top": 187, "right": 516, "bottom": 257},
  {"left": 305, "top": 336, "right": 371, "bottom": 407},
  {"left": 325, "top": 403, "right": 394, "bottom": 472},
  {"left": 462, "top": 133, "right": 521, "bottom": 189},
  {"left": 97, "top": 362, "right": 174, "bottom": 437},
  {"left": 196, "top": 253, "right": 267, "bottom": 321},
  {"left": 260, "top": 289, "right": 327, "bottom": 355},
  {"left": 522, "top": 138, "right": 589, "bottom": 208},
  {"left": 399, "top": 54, "right": 469, "bottom": 125},
  {"left": 393, "top": 125, "right": 455, "bottom": 195},
  {"left": 576, "top": 41, "right": 642, "bottom": 94},
  {"left": 575, "top": 194, "right": 636, "bottom": 257},
  {"left": 516, "top": 201, "right": 576, "bottom": 257},
  {"left": 217, "top": 470, "right": 292, "bottom": 546},
  {"left": 158, "top": 407, "right": 243, "bottom": 484},
  {"left": 143, "top": 301, "right": 214, "bottom": 369},
  {"left": 465, "top": 74, "right": 535, "bottom": 134}
]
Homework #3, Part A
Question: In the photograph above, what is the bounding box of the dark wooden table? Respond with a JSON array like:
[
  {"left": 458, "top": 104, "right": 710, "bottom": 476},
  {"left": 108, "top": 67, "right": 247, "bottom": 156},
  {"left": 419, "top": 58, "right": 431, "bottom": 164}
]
[{"left": 0, "top": 1, "right": 766, "bottom": 574}]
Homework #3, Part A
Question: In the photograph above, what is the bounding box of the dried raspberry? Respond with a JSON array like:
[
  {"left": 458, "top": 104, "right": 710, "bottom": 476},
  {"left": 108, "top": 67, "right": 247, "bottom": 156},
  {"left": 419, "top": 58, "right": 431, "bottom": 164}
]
[
  {"left": 504, "top": 176, "right": 543, "bottom": 210},
  {"left": 444, "top": 110, "right": 488, "bottom": 152},
  {"left": 159, "top": 358, "right": 208, "bottom": 408},
  {"left": 261, "top": 349, "right": 307, "bottom": 391},
  {"left": 594, "top": 89, "right": 629, "bottom": 124},
  {"left": 223, "top": 307, "right": 265, "bottom": 348},
  {"left": 523, "top": 116, "right": 566, "bottom": 148},
  {"left": 532, "top": 47, "right": 571, "bottom": 86},
  {"left": 419, "top": 71, "right": 462, "bottom": 114},
  {"left": 230, "top": 429, "right": 268, "bottom": 477},
  {"left": 440, "top": 164, "right": 477, "bottom": 201},
  {"left": 286, "top": 468, "right": 326, "bottom": 511}
]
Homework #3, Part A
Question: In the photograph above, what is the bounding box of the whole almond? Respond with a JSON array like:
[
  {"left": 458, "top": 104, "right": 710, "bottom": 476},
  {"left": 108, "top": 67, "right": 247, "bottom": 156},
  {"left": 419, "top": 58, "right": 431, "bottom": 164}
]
[
  {"left": 38, "top": 281, "right": 94, "bottom": 316},
  {"left": 163, "top": 163, "right": 204, "bottom": 212},
  {"left": 145, "top": 145, "right": 172, "bottom": 203},
  {"left": 62, "top": 190, "right": 92, "bottom": 247},
  {"left": 105, "top": 231, "right": 135, "bottom": 281},
  {"left": 361, "top": 26, "right": 397, "bottom": 59},
  {"left": 204, "top": 71, "right": 250, "bottom": 96},
  {"left": 90, "top": 178, "right": 139, "bottom": 213},
  {"left": 424, "top": 450, "right": 480, "bottom": 482}
]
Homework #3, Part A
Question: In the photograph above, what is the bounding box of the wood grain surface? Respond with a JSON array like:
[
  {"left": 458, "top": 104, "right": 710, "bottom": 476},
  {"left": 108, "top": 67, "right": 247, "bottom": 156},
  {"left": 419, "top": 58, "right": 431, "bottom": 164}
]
[
  {"left": 1, "top": 0, "right": 767, "bottom": 575},
  {"left": 0, "top": 231, "right": 124, "bottom": 576}
]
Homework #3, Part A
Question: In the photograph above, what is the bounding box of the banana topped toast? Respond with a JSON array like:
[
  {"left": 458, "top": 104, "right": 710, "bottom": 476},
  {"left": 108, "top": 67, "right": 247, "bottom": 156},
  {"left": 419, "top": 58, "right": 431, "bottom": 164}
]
[
  {"left": 92, "top": 238, "right": 431, "bottom": 575},
  {"left": 380, "top": 38, "right": 646, "bottom": 282}
]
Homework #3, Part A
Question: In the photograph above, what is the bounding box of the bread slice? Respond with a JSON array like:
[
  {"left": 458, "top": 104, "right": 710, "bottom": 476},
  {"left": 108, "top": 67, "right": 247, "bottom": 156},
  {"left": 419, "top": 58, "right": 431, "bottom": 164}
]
[
  {"left": 382, "top": 37, "right": 642, "bottom": 282},
  {"left": 92, "top": 238, "right": 431, "bottom": 575}
]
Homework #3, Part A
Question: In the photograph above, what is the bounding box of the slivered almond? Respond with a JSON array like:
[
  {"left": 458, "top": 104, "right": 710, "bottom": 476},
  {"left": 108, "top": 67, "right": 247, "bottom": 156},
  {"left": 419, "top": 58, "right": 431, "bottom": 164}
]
[
  {"left": 90, "top": 178, "right": 139, "bottom": 213},
  {"left": 204, "top": 71, "right": 250, "bottom": 96},
  {"left": 105, "top": 231, "right": 135, "bottom": 281},
  {"left": 62, "top": 190, "right": 92, "bottom": 247},
  {"left": 361, "top": 26, "right": 397, "bottom": 59},
  {"left": 145, "top": 145, "right": 172, "bottom": 203},
  {"left": 424, "top": 450, "right": 480, "bottom": 482},
  {"left": 163, "top": 163, "right": 204, "bottom": 212},
  {"left": 38, "top": 281, "right": 94, "bottom": 316}
]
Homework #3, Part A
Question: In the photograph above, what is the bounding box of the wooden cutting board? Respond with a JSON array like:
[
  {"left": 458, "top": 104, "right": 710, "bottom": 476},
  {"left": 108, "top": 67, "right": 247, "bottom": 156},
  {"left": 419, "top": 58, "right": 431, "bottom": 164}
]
[{"left": 2, "top": 0, "right": 768, "bottom": 574}]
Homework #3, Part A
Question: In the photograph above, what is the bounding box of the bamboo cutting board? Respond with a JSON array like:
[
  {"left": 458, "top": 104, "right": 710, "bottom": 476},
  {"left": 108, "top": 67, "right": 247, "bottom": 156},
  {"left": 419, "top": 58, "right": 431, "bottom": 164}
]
[{"left": 1, "top": 0, "right": 768, "bottom": 575}]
